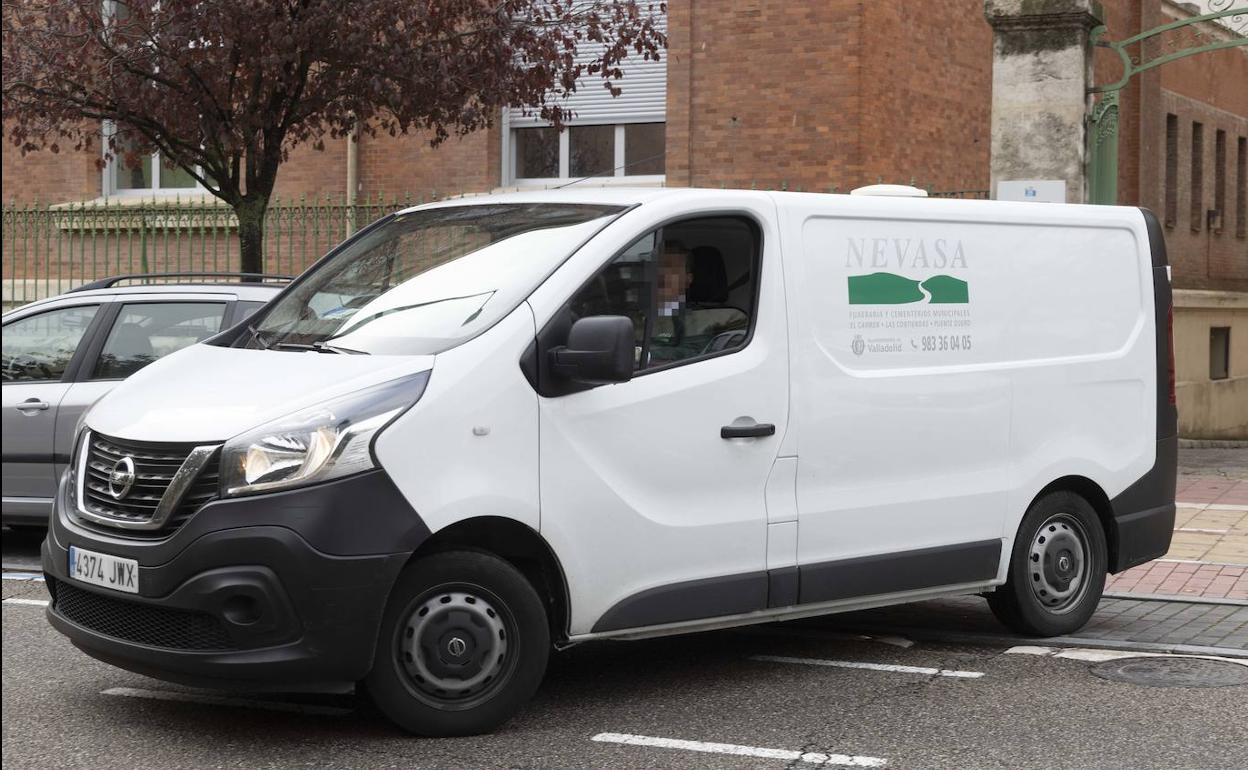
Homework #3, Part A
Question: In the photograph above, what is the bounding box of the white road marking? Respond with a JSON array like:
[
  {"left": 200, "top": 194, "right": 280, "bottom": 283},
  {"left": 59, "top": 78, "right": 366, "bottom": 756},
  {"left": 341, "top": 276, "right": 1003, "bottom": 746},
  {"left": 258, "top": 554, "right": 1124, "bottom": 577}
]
[
  {"left": 100, "top": 687, "right": 353, "bottom": 716},
  {"left": 2, "top": 573, "right": 45, "bottom": 581},
  {"left": 3, "top": 598, "right": 49, "bottom": 606},
  {"left": 1005, "top": 646, "right": 1248, "bottom": 666},
  {"left": 591, "top": 732, "right": 887, "bottom": 767},
  {"left": 750, "top": 654, "right": 984, "bottom": 678}
]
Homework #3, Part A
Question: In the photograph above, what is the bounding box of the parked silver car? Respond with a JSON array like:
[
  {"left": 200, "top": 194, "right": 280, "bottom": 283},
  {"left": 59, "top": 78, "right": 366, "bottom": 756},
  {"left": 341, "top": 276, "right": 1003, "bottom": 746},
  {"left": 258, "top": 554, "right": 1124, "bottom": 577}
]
[{"left": 2, "top": 273, "right": 288, "bottom": 527}]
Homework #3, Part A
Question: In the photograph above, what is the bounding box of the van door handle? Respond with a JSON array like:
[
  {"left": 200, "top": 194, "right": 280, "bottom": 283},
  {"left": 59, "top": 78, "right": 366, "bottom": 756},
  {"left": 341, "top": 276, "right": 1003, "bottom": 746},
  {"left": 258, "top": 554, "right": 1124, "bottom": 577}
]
[
  {"left": 720, "top": 423, "right": 776, "bottom": 439},
  {"left": 15, "top": 399, "right": 51, "bottom": 413}
]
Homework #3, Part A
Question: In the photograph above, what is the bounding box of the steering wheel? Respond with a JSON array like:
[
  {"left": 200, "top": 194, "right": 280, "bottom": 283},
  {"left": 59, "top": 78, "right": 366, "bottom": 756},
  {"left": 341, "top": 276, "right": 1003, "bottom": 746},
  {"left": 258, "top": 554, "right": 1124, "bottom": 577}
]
[{"left": 701, "top": 330, "right": 747, "bottom": 355}]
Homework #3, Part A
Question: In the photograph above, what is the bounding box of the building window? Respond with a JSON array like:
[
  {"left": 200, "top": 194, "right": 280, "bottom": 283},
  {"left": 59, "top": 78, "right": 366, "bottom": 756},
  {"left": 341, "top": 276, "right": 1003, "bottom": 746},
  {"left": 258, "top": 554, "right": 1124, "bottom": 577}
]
[
  {"left": 1238, "top": 136, "right": 1247, "bottom": 239},
  {"left": 103, "top": 124, "right": 200, "bottom": 196},
  {"left": 1165, "top": 114, "right": 1178, "bottom": 228},
  {"left": 1214, "top": 129, "right": 1226, "bottom": 232},
  {"left": 509, "top": 122, "right": 666, "bottom": 183},
  {"left": 1191, "top": 121, "right": 1204, "bottom": 232},
  {"left": 1210, "top": 327, "right": 1230, "bottom": 381}
]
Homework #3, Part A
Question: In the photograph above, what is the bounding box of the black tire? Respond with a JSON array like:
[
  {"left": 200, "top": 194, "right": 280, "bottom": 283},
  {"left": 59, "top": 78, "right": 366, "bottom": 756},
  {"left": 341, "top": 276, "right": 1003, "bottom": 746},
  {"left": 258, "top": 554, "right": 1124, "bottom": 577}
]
[
  {"left": 365, "top": 550, "right": 549, "bottom": 736},
  {"left": 988, "top": 491, "right": 1107, "bottom": 637}
]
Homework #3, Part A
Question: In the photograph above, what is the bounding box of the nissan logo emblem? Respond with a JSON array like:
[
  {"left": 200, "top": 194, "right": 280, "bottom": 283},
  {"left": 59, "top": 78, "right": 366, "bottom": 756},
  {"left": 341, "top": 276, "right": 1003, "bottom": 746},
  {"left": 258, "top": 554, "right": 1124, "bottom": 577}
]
[
  {"left": 447, "top": 637, "right": 467, "bottom": 657},
  {"left": 108, "top": 456, "right": 136, "bottom": 500}
]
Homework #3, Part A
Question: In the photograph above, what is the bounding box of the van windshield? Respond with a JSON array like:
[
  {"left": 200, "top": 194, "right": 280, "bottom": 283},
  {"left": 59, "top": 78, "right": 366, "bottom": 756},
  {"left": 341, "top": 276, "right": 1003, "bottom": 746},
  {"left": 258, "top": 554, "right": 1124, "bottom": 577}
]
[{"left": 237, "top": 203, "right": 624, "bottom": 355}]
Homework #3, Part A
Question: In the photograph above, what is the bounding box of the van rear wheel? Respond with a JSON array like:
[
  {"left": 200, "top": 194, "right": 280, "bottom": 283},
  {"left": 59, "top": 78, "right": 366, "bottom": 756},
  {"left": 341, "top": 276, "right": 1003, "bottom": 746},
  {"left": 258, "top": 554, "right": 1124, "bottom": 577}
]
[
  {"left": 365, "top": 550, "right": 549, "bottom": 736},
  {"left": 988, "top": 491, "right": 1107, "bottom": 637}
]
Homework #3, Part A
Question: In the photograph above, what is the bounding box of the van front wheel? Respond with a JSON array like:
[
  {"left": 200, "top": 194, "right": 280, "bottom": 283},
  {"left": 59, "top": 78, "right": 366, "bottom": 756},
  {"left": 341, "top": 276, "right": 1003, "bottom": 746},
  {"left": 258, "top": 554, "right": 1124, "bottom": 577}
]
[
  {"left": 365, "top": 550, "right": 549, "bottom": 736},
  {"left": 988, "top": 491, "right": 1107, "bottom": 637}
]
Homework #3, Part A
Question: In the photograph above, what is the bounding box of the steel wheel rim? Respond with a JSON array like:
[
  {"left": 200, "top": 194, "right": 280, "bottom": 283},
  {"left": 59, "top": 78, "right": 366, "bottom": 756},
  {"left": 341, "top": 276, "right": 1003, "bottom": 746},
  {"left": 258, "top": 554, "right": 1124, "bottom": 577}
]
[
  {"left": 1028, "top": 513, "right": 1091, "bottom": 614},
  {"left": 397, "top": 586, "right": 515, "bottom": 709}
]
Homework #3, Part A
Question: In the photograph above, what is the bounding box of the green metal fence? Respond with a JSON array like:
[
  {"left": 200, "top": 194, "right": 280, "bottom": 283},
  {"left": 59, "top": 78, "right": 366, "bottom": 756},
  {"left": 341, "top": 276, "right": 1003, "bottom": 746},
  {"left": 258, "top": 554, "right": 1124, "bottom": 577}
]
[
  {"left": 1, "top": 193, "right": 435, "bottom": 308},
  {"left": 3, "top": 188, "right": 991, "bottom": 309}
]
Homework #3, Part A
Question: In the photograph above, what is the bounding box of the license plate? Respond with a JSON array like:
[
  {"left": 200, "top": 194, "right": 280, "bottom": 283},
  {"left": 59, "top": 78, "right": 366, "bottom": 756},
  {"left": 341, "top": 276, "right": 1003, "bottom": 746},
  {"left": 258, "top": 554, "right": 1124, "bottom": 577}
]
[{"left": 68, "top": 545, "right": 139, "bottom": 594}]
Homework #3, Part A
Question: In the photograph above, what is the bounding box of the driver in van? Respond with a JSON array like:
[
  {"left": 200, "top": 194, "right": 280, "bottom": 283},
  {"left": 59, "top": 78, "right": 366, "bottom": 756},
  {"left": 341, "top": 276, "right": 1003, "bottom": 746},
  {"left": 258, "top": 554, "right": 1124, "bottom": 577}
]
[
  {"left": 647, "top": 239, "right": 703, "bottom": 365},
  {"left": 648, "top": 239, "right": 750, "bottom": 366}
]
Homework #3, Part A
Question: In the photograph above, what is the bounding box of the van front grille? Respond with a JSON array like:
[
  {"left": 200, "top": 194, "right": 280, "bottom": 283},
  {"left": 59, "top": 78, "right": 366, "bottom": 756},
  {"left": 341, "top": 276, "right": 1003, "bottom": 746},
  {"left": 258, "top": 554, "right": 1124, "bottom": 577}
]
[{"left": 78, "top": 432, "right": 220, "bottom": 535}]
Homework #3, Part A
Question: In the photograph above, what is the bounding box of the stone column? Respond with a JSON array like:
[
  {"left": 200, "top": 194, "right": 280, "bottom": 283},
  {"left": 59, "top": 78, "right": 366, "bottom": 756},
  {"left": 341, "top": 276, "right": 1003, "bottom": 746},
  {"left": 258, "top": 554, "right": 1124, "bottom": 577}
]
[{"left": 984, "top": 0, "right": 1105, "bottom": 203}]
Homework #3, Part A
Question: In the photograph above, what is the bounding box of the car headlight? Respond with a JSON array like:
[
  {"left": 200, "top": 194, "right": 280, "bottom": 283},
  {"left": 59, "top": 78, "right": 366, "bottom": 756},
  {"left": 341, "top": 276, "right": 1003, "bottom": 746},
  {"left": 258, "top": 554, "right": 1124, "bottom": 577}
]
[{"left": 220, "top": 370, "right": 429, "bottom": 497}]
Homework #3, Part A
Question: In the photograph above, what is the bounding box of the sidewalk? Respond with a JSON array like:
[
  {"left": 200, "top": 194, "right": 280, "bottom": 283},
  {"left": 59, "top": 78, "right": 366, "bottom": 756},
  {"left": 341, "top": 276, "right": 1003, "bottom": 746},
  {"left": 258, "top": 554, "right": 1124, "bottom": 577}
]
[{"left": 1104, "top": 477, "right": 1248, "bottom": 602}]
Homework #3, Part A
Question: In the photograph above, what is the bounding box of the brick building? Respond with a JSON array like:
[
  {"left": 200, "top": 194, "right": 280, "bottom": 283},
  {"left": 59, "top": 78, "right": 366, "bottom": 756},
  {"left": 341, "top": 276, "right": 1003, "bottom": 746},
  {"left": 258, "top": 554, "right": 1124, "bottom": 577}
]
[{"left": 2, "top": 0, "right": 1245, "bottom": 435}]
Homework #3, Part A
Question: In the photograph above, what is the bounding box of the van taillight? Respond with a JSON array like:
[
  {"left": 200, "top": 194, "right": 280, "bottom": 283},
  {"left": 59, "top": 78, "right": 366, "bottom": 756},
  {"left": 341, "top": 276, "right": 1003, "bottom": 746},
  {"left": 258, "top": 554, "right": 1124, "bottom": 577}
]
[{"left": 1167, "top": 305, "right": 1176, "bottom": 406}]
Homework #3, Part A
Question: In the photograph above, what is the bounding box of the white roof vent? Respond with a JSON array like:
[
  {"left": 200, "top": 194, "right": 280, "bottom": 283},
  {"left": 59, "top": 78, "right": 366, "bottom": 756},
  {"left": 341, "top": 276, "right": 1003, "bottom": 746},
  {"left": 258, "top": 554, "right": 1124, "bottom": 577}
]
[{"left": 850, "top": 184, "right": 928, "bottom": 198}]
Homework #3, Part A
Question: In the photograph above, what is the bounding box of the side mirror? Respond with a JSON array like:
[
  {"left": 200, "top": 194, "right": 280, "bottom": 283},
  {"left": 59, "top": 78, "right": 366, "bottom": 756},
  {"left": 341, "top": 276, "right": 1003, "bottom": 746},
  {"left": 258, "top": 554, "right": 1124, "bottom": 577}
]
[{"left": 548, "top": 316, "right": 635, "bottom": 384}]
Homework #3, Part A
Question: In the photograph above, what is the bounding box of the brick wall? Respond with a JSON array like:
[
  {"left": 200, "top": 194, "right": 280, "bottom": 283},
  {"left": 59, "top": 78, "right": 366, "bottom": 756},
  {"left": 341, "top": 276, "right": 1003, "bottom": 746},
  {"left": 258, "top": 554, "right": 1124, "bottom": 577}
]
[
  {"left": 665, "top": 1, "right": 991, "bottom": 194},
  {"left": 665, "top": 0, "right": 865, "bottom": 191},
  {"left": 859, "top": 1, "right": 992, "bottom": 193},
  {"left": 356, "top": 126, "right": 500, "bottom": 201},
  {"left": 2, "top": 121, "right": 100, "bottom": 205}
]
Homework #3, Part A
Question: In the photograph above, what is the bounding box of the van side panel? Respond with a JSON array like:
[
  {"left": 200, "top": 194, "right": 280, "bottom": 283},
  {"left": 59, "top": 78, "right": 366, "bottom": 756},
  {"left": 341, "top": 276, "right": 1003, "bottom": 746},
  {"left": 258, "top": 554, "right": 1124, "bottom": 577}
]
[{"left": 779, "top": 194, "right": 1156, "bottom": 595}]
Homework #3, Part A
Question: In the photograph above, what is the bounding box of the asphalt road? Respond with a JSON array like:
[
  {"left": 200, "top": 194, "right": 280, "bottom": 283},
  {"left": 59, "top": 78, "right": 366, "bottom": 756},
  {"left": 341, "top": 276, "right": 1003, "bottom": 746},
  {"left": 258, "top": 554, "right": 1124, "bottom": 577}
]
[{"left": 4, "top": 576, "right": 1247, "bottom": 770}]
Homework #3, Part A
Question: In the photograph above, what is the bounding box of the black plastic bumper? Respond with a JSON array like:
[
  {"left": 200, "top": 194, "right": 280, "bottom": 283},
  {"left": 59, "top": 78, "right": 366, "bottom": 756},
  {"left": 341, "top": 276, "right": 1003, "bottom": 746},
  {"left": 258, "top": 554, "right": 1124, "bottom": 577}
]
[
  {"left": 42, "top": 469, "right": 429, "bottom": 691},
  {"left": 1107, "top": 436, "right": 1178, "bottom": 573}
]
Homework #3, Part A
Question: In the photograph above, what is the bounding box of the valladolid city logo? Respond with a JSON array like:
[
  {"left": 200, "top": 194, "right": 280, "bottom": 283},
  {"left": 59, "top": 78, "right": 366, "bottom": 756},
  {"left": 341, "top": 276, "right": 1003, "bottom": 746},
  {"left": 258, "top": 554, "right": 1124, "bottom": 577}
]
[{"left": 845, "top": 237, "right": 970, "bottom": 305}]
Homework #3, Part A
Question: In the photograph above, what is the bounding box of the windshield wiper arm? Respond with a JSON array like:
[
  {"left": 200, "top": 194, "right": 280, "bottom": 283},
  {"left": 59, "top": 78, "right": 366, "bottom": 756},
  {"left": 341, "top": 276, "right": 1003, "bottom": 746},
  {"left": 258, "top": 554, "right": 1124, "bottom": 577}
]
[
  {"left": 313, "top": 341, "right": 367, "bottom": 355},
  {"left": 246, "top": 323, "right": 272, "bottom": 350},
  {"left": 268, "top": 340, "right": 366, "bottom": 355}
]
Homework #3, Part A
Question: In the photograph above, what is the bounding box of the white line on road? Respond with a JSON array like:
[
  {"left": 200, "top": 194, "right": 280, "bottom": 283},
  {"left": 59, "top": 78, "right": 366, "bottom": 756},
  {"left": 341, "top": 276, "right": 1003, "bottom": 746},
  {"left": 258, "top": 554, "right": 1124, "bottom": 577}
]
[
  {"left": 100, "top": 687, "right": 353, "bottom": 716},
  {"left": 591, "top": 733, "right": 887, "bottom": 767},
  {"left": 1005, "top": 646, "right": 1248, "bottom": 666},
  {"left": 751, "top": 654, "right": 985, "bottom": 678},
  {"left": 3, "top": 598, "right": 48, "bottom": 606},
  {"left": 2, "top": 573, "right": 44, "bottom": 581}
]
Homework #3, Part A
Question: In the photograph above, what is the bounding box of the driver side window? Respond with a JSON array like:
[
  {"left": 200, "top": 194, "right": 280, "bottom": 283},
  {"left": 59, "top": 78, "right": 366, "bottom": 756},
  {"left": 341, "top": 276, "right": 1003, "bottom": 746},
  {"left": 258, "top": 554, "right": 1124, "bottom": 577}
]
[
  {"left": 568, "top": 216, "right": 759, "bottom": 371},
  {"left": 1, "top": 305, "right": 100, "bottom": 383}
]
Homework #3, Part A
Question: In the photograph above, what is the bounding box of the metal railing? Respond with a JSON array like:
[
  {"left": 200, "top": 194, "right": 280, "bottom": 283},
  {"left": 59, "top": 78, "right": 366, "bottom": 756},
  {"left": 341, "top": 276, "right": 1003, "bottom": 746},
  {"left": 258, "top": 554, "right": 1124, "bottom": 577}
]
[{"left": 1, "top": 193, "right": 434, "bottom": 309}]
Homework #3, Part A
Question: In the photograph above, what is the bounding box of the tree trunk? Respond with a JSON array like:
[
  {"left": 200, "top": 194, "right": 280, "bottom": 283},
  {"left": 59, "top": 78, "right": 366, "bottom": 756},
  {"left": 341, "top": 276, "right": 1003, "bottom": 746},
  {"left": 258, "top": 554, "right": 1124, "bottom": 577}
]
[{"left": 234, "top": 198, "right": 268, "bottom": 276}]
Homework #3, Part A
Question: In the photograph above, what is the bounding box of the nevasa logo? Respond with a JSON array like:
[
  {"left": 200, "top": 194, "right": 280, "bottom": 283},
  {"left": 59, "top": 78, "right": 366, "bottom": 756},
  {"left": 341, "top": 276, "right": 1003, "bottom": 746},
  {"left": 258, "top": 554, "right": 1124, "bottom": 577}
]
[{"left": 845, "top": 237, "right": 969, "bottom": 270}]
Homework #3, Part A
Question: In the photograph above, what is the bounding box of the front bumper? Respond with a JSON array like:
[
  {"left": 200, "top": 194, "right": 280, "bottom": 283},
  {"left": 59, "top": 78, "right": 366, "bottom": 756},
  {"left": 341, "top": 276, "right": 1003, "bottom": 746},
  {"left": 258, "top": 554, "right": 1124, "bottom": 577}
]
[{"left": 43, "top": 468, "right": 429, "bottom": 691}]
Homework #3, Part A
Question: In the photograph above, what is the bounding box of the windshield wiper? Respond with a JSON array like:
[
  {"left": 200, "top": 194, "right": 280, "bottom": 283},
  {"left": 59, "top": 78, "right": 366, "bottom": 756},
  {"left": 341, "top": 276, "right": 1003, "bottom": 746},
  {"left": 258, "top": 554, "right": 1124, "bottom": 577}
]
[{"left": 268, "top": 340, "right": 367, "bottom": 355}]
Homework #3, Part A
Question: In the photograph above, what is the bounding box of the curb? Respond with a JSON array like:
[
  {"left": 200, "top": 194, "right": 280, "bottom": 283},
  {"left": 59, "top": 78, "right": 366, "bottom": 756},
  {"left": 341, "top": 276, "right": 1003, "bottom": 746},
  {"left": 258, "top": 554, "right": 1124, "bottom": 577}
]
[
  {"left": 1178, "top": 438, "right": 1248, "bottom": 449},
  {"left": 1103, "top": 591, "right": 1248, "bottom": 607}
]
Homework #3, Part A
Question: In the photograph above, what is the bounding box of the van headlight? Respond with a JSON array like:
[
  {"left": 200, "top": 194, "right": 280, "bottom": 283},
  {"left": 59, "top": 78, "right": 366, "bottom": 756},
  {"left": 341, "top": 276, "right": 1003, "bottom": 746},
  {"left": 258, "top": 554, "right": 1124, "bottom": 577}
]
[{"left": 220, "top": 371, "right": 429, "bottom": 497}]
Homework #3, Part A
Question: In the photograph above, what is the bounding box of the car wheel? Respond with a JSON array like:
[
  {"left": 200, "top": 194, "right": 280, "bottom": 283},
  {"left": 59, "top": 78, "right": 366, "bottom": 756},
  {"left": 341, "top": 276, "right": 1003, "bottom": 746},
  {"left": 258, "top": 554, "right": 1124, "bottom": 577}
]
[
  {"left": 988, "top": 491, "right": 1107, "bottom": 637},
  {"left": 365, "top": 550, "right": 549, "bottom": 736}
]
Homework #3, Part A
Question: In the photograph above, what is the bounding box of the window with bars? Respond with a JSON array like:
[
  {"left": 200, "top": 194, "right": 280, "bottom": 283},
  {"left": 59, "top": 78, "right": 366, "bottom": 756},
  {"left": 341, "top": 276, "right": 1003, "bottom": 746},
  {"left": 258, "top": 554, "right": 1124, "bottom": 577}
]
[
  {"left": 1191, "top": 121, "right": 1204, "bottom": 232},
  {"left": 1238, "top": 136, "right": 1247, "bottom": 239},
  {"left": 1165, "top": 114, "right": 1178, "bottom": 228}
]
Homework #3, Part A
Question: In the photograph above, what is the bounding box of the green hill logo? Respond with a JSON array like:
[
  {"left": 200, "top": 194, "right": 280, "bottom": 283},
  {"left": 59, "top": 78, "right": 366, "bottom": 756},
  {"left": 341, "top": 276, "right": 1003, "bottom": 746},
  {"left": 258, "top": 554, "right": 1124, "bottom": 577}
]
[{"left": 848, "top": 272, "right": 969, "bottom": 304}]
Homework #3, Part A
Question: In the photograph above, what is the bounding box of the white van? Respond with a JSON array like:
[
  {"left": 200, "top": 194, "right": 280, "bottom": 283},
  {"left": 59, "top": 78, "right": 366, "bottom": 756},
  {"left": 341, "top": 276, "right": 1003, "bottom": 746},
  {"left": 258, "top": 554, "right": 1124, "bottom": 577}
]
[{"left": 42, "top": 189, "right": 1177, "bottom": 736}]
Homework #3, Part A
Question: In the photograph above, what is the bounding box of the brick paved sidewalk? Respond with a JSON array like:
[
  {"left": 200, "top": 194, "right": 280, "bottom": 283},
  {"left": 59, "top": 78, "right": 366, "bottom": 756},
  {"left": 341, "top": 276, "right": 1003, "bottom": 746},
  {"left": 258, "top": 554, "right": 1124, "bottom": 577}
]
[
  {"left": 1103, "top": 475, "right": 1247, "bottom": 602},
  {"left": 1175, "top": 476, "right": 1248, "bottom": 505},
  {"left": 1106, "top": 561, "right": 1247, "bottom": 601}
]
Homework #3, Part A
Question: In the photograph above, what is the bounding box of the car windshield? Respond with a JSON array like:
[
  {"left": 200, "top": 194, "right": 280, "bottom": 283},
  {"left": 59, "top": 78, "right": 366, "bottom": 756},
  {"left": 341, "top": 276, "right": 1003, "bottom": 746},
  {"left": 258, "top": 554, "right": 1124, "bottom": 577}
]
[{"left": 237, "top": 203, "right": 624, "bottom": 355}]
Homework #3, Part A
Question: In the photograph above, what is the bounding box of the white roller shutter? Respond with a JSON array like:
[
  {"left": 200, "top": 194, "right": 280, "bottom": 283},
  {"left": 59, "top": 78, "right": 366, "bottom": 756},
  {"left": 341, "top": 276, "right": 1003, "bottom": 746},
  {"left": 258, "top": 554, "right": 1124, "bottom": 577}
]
[{"left": 509, "top": 9, "right": 667, "bottom": 127}]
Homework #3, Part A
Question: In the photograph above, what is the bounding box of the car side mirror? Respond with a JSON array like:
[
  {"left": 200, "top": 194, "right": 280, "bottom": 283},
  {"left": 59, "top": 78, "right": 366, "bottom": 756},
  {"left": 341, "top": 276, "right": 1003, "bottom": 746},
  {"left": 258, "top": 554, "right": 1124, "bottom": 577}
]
[{"left": 548, "top": 316, "right": 634, "bottom": 384}]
